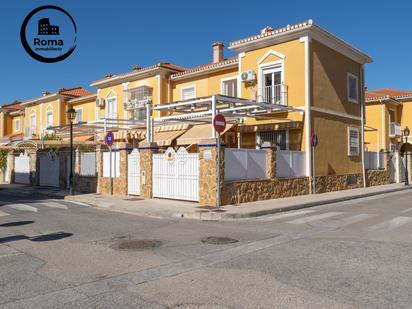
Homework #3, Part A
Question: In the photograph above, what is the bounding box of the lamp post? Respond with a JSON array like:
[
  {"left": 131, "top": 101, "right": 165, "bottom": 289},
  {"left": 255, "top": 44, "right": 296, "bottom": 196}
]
[
  {"left": 404, "top": 126, "right": 410, "bottom": 186},
  {"left": 67, "top": 107, "right": 77, "bottom": 195}
]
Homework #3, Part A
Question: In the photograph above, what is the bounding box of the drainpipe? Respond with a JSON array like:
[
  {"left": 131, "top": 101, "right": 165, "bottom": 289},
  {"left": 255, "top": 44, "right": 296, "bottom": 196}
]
[{"left": 360, "top": 65, "right": 367, "bottom": 188}]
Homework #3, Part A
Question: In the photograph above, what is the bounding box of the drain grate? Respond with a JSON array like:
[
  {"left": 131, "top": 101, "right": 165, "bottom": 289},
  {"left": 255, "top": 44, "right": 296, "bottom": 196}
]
[
  {"left": 110, "top": 239, "right": 162, "bottom": 250},
  {"left": 201, "top": 236, "right": 238, "bottom": 245}
]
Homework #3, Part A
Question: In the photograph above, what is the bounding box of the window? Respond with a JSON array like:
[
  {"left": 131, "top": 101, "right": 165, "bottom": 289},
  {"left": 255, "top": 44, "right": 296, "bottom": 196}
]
[
  {"left": 348, "top": 127, "right": 360, "bottom": 156},
  {"left": 13, "top": 119, "right": 20, "bottom": 132},
  {"left": 46, "top": 110, "right": 53, "bottom": 129},
  {"left": 75, "top": 109, "right": 82, "bottom": 123},
  {"left": 257, "top": 130, "right": 288, "bottom": 150},
  {"left": 181, "top": 86, "right": 196, "bottom": 101},
  {"left": 106, "top": 97, "right": 117, "bottom": 119},
  {"left": 347, "top": 73, "right": 359, "bottom": 103},
  {"left": 221, "top": 78, "right": 238, "bottom": 97},
  {"left": 29, "top": 112, "right": 36, "bottom": 135}
]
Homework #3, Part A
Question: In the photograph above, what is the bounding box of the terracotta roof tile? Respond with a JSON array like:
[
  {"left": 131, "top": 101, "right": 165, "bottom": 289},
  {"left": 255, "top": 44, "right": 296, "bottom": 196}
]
[
  {"left": 59, "top": 87, "right": 93, "bottom": 97},
  {"left": 366, "top": 89, "right": 412, "bottom": 101},
  {"left": 170, "top": 57, "right": 238, "bottom": 79},
  {"left": 92, "top": 62, "right": 186, "bottom": 85},
  {"left": 1, "top": 101, "right": 23, "bottom": 112}
]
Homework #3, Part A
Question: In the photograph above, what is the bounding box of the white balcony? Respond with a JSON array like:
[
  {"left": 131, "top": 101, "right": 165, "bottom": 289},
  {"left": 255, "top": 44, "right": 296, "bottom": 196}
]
[
  {"left": 256, "top": 84, "right": 288, "bottom": 106},
  {"left": 123, "top": 86, "right": 153, "bottom": 111},
  {"left": 389, "top": 122, "right": 401, "bottom": 137},
  {"left": 24, "top": 127, "right": 37, "bottom": 139}
]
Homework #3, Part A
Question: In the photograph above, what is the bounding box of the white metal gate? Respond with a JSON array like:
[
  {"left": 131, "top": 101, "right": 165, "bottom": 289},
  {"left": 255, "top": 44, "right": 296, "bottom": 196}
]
[
  {"left": 153, "top": 147, "right": 199, "bottom": 201},
  {"left": 15, "top": 153, "right": 30, "bottom": 184},
  {"left": 39, "top": 153, "right": 60, "bottom": 187},
  {"left": 128, "top": 149, "right": 140, "bottom": 195}
]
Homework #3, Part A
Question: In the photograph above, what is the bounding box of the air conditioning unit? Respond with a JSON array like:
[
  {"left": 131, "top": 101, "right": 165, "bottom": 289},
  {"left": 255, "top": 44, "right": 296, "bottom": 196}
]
[
  {"left": 241, "top": 70, "right": 256, "bottom": 83},
  {"left": 96, "top": 98, "right": 105, "bottom": 107}
]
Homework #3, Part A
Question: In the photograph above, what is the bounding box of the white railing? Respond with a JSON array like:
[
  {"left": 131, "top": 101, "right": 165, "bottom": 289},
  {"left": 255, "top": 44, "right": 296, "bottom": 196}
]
[
  {"left": 103, "top": 151, "right": 120, "bottom": 178},
  {"left": 276, "top": 151, "right": 306, "bottom": 178},
  {"left": 123, "top": 86, "right": 153, "bottom": 111},
  {"left": 24, "top": 127, "right": 36, "bottom": 138},
  {"left": 389, "top": 122, "right": 401, "bottom": 137},
  {"left": 80, "top": 152, "right": 96, "bottom": 176},
  {"left": 364, "top": 151, "right": 385, "bottom": 170},
  {"left": 225, "top": 148, "right": 267, "bottom": 181},
  {"left": 257, "top": 84, "right": 288, "bottom": 106}
]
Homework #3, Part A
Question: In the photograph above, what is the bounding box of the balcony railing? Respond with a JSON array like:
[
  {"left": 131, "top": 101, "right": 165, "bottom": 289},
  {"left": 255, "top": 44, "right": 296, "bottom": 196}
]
[
  {"left": 389, "top": 122, "right": 401, "bottom": 137},
  {"left": 256, "top": 84, "right": 288, "bottom": 106},
  {"left": 123, "top": 86, "right": 153, "bottom": 111},
  {"left": 24, "top": 127, "right": 36, "bottom": 139}
]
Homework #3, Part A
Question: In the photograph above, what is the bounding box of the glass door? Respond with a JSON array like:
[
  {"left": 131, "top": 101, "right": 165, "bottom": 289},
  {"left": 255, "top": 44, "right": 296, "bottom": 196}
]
[{"left": 262, "top": 67, "right": 282, "bottom": 104}]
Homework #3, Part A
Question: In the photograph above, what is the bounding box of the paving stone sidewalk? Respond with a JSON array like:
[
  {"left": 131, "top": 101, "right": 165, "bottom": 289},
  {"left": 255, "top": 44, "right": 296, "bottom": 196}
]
[{"left": 64, "top": 183, "right": 412, "bottom": 220}]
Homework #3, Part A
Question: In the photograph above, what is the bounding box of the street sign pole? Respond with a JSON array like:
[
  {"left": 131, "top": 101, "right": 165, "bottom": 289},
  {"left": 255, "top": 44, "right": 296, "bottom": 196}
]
[
  {"left": 105, "top": 131, "right": 115, "bottom": 196},
  {"left": 109, "top": 146, "right": 112, "bottom": 195},
  {"left": 311, "top": 133, "right": 318, "bottom": 194},
  {"left": 213, "top": 114, "right": 226, "bottom": 208}
]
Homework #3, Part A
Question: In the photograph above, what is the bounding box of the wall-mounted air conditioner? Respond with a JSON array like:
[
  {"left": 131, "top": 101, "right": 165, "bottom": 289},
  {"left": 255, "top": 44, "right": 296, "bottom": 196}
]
[
  {"left": 241, "top": 70, "right": 256, "bottom": 83},
  {"left": 96, "top": 98, "right": 105, "bottom": 107}
]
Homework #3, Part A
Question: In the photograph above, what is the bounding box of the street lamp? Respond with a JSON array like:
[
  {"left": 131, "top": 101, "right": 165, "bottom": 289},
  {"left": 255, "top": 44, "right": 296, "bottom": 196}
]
[
  {"left": 67, "top": 107, "right": 77, "bottom": 195},
  {"left": 404, "top": 126, "right": 410, "bottom": 186}
]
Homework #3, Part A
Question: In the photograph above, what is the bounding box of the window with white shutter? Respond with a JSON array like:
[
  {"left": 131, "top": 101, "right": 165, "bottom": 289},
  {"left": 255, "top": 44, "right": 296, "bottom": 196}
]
[
  {"left": 348, "top": 127, "right": 360, "bottom": 156},
  {"left": 221, "top": 78, "right": 238, "bottom": 97},
  {"left": 347, "top": 73, "right": 359, "bottom": 103},
  {"left": 75, "top": 109, "right": 82, "bottom": 123},
  {"left": 181, "top": 86, "right": 196, "bottom": 101}
]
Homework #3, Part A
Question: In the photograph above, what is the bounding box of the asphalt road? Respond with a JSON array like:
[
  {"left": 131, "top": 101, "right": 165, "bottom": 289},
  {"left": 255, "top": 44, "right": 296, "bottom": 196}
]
[{"left": 0, "top": 185, "right": 412, "bottom": 308}]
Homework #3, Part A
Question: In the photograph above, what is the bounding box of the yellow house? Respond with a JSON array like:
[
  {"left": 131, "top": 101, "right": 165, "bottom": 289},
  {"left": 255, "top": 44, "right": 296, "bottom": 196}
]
[
  {"left": 166, "top": 20, "right": 372, "bottom": 179},
  {"left": 365, "top": 88, "right": 412, "bottom": 152},
  {"left": 0, "top": 101, "right": 25, "bottom": 144},
  {"left": 20, "top": 87, "right": 94, "bottom": 139}
]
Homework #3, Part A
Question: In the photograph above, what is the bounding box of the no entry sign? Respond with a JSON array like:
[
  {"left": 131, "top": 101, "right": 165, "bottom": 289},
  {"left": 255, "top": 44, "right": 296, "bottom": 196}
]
[
  {"left": 213, "top": 114, "right": 226, "bottom": 134},
  {"left": 105, "top": 131, "right": 114, "bottom": 147}
]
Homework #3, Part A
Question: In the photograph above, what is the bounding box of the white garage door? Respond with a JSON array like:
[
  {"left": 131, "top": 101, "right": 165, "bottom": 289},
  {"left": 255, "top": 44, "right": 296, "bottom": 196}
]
[
  {"left": 40, "top": 153, "right": 60, "bottom": 187},
  {"left": 15, "top": 153, "right": 30, "bottom": 184}
]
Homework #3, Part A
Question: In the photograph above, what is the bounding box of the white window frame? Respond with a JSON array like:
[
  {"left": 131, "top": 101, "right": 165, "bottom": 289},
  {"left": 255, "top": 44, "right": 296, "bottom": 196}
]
[
  {"left": 220, "top": 76, "right": 238, "bottom": 97},
  {"left": 29, "top": 111, "right": 36, "bottom": 134},
  {"left": 74, "top": 108, "right": 83, "bottom": 123},
  {"left": 45, "top": 108, "right": 53, "bottom": 129},
  {"left": 181, "top": 85, "right": 196, "bottom": 101},
  {"left": 347, "top": 72, "right": 359, "bottom": 104},
  {"left": 13, "top": 118, "right": 20, "bottom": 132},
  {"left": 105, "top": 96, "right": 118, "bottom": 119},
  {"left": 348, "top": 127, "right": 360, "bottom": 156}
]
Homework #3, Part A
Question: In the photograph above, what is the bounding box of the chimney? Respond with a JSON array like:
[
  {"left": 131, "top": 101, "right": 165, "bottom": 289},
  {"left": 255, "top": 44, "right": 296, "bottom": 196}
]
[
  {"left": 42, "top": 91, "right": 50, "bottom": 96},
  {"left": 212, "top": 42, "right": 224, "bottom": 63}
]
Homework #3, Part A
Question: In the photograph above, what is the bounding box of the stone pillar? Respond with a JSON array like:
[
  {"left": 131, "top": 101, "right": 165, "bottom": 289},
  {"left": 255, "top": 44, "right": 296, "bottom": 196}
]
[
  {"left": 139, "top": 142, "right": 158, "bottom": 199},
  {"left": 96, "top": 144, "right": 103, "bottom": 193},
  {"left": 7, "top": 151, "right": 14, "bottom": 184},
  {"left": 198, "top": 138, "right": 224, "bottom": 207},
  {"left": 260, "top": 141, "right": 277, "bottom": 179},
  {"left": 27, "top": 149, "right": 38, "bottom": 186},
  {"left": 114, "top": 142, "right": 128, "bottom": 196}
]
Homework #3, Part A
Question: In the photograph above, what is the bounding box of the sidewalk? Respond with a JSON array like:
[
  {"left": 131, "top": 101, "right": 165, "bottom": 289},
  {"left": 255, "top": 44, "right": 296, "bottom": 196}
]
[{"left": 64, "top": 183, "right": 412, "bottom": 220}]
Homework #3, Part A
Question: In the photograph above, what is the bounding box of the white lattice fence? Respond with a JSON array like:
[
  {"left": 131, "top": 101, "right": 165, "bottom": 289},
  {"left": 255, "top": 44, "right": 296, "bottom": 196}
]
[{"left": 80, "top": 152, "right": 96, "bottom": 176}]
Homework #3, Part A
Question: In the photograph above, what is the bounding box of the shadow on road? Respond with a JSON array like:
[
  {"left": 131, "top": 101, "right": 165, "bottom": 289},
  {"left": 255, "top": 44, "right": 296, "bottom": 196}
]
[
  {"left": 0, "top": 231, "right": 72, "bottom": 244},
  {"left": 0, "top": 221, "right": 35, "bottom": 227}
]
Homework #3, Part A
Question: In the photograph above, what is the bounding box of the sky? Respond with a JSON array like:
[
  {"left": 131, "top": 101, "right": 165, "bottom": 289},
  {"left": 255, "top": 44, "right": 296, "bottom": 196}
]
[{"left": 0, "top": 0, "right": 411, "bottom": 104}]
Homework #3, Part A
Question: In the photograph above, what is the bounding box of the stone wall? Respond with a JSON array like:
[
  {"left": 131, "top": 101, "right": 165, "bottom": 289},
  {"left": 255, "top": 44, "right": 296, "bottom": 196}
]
[
  {"left": 139, "top": 142, "right": 157, "bottom": 199},
  {"left": 314, "top": 173, "right": 363, "bottom": 194},
  {"left": 198, "top": 139, "right": 221, "bottom": 206},
  {"left": 366, "top": 170, "right": 389, "bottom": 187},
  {"left": 222, "top": 177, "right": 310, "bottom": 205}
]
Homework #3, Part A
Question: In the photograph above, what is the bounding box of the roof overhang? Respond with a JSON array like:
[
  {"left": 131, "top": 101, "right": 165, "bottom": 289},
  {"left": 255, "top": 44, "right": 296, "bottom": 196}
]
[
  {"left": 229, "top": 21, "right": 372, "bottom": 65},
  {"left": 170, "top": 60, "right": 239, "bottom": 81}
]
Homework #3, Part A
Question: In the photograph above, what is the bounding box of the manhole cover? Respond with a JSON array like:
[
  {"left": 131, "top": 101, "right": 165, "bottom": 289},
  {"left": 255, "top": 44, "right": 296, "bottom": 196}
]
[
  {"left": 110, "top": 239, "right": 162, "bottom": 250},
  {"left": 201, "top": 236, "right": 238, "bottom": 245}
]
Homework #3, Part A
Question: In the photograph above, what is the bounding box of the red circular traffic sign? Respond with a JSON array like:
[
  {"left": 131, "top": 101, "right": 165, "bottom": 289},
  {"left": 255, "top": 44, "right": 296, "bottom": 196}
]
[
  {"left": 311, "top": 133, "right": 318, "bottom": 147},
  {"left": 105, "top": 131, "right": 114, "bottom": 147},
  {"left": 213, "top": 114, "right": 226, "bottom": 134}
]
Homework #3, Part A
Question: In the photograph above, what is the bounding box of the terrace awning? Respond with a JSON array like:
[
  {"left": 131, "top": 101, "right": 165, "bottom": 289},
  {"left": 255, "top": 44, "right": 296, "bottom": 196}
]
[{"left": 176, "top": 123, "right": 234, "bottom": 145}]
